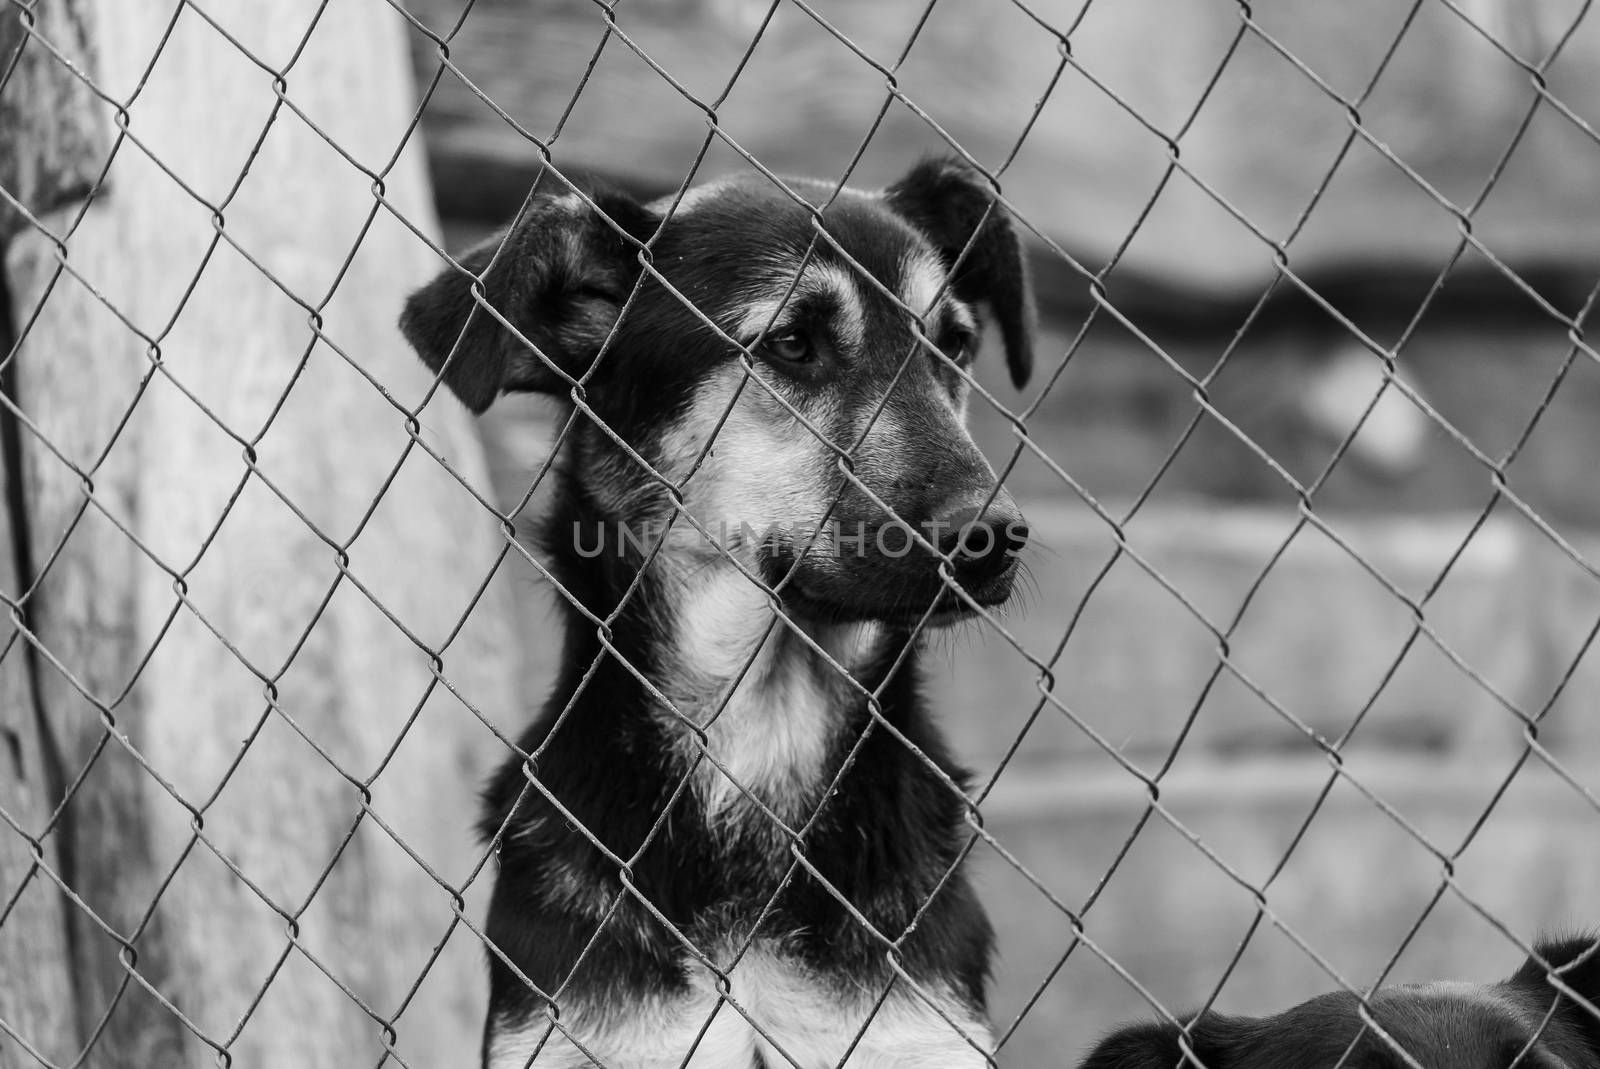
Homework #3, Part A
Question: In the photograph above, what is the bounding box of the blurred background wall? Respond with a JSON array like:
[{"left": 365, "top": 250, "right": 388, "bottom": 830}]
[{"left": 403, "top": 0, "right": 1600, "bottom": 1063}]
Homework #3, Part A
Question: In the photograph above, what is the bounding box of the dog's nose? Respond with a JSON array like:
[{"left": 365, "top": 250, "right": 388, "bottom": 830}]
[{"left": 933, "top": 502, "right": 1028, "bottom": 581}]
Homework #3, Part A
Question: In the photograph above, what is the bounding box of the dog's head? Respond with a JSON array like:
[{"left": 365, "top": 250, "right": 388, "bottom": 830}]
[
  {"left": 400, "top": 158, "right": 1036, "bottom": 626},
  {"left": 1080, "top": 937, "right": 1600, "bottom": 1069}
]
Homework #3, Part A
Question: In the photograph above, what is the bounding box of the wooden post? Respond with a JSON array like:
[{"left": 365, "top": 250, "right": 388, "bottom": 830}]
[
  {"left": 1, "top": 3, "right": 100, "bottom": 1064},
  {"left": 0, "top": 429, "right": 78, "bottom": 1069},
  {"left": 2, "top": 2, "right": 517, "bottom": 1066}
]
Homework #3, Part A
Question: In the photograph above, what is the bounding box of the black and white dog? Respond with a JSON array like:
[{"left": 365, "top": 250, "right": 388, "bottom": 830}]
[
  {"left": 401, "top": 159, "right": 1035, "bottom": 1067},
  {"left": 1081, "top": 936, "right": 1600, "bottom": 1069}
]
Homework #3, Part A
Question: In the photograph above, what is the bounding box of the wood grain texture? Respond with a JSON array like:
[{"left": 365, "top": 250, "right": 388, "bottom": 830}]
[
  {"left": 1, "top": 8, "right": 95, "bottom": 1063},
  {"left": 4, "top": 1, "right": 519, "bottom": 1064},
  {"left": 0, "top": 422, "right": 79, "bottom": 1069},
  {"left": 0, "top": 0, "right": 104, "bottom": 241}
]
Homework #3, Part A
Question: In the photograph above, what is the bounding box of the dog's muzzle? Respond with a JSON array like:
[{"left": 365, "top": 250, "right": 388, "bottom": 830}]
[
  {"left": 931, "top": 499, "right": 1029, "bottom": 594},
  {"left": 762, "top": 491, "right": 1029, "bottom": 627}
]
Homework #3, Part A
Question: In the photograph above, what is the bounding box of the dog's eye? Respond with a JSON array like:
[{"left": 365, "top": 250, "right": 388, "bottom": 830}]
[
  {"left": 765, "top": 330, "right": 815, "bottom": 364},
  {"left": 944, "top": 328, "right": 977, "bottom": 367}
]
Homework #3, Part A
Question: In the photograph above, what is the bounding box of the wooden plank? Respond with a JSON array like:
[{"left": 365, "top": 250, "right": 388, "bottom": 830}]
[
  {"left": 4, "top": 1, "right": 518, "bottom": 1064},
  {"left": 1, "top": 3, "right": 97, "bottom": 1062},
  {"left": 9, "top": 206, "right": 191, "bottom": 1064},
  {"left": 0, "top": 0, "right": 104, "bottom": 241},
  {"left": 0, "top": 411, "right": 78, "bottom": 1069}
]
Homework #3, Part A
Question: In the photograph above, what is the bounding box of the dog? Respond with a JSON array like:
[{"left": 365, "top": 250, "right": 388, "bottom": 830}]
[
  {"left": 400, "top": 158, "right": 1036, "bottom": 1068},
  {"left": 1079, "top": 935, "right": 1600, "bottom": 1069}
]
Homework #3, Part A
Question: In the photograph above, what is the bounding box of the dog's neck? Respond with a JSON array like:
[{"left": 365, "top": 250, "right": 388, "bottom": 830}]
[
  {"left": 660, "top": 564, "right": 891, "bottom": 821},
  {"left": 485, "top": 460, "right": 990, "bottom": 1014},
  {"left": 536, "top": 466, "right": 913, "bottom": 824}
]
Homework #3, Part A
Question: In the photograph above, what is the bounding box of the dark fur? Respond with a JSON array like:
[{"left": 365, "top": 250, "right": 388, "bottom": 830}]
[
  {"left": 401, "top": 159, "right": 1035, "bottom": 1064},
  {"left": 1081, "top": 937, "right": 1600, "bottom": 1069}
]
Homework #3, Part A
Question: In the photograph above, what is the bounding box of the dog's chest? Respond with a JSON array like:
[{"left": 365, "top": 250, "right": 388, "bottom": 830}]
[
  {"left": 691, "top": 643, "right": 847, "bottom": 827},
  {"left": 666, "top": 573, "right": 885, "bottom": 827},
  {"left": 486, "top": 947, "right": 993, "bottom": 1068}
]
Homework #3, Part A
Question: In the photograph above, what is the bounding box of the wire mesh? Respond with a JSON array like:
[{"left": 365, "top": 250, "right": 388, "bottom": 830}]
[{"left": 1, "top": 0, "right": 1598, "bottom": 1067}]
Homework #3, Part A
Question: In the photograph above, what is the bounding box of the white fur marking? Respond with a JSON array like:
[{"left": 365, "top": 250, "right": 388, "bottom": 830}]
[
  {"left": 669, "top": 571, "right": 873, "bottom": 823},
  {"left": 733, "top": 294, "right": 792, "bottom": 346},
  {"left": 647, "top": 370, "right": 885, "bottom": 823},
  {"left": 808, "top": 263, "right": 866, "bottom": 353},
  {"left": 733, "top": 262, "right": 866, "bottom": 354},
  {"left": 946, "top": 298, "right": 977, "bottom": 336},
  {"left": 486, "top": 949, "right": 993, "bottom": 1068},
  {"left": 898, "top": 249, "right": 951, "bottom": 319},
  {"left": 657, "top": 367, "right": 830, "bottom": 546}
]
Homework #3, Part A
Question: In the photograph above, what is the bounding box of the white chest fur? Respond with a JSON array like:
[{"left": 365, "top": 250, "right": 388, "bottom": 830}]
[
  {"left": 664, "top": 569, "right": 886, "bottom": 826},
  {"left": 485, "top": 948, "right": 994, "bottom": 1068}
]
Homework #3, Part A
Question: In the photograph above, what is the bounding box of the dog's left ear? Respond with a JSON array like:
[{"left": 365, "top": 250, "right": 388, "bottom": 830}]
[{"left": 885, "top": 157, "right": 1036, "bottom": 389}]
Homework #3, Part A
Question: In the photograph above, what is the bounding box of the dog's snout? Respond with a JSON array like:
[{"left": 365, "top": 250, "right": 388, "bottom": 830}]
[{"left": 933, "top": 501, "right": 1028, "bottom": 581}]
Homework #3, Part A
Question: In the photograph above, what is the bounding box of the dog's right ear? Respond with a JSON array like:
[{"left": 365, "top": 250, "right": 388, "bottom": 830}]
[
  {"left": 1078, "top": 1015, "right": 1242, "bottom": 1069},
  {"left": 399, "top": 190, "right": 658, "bottom": 413},
  {"left": 1514, "top": 936, "right": 1600, "bottom": 1053}
]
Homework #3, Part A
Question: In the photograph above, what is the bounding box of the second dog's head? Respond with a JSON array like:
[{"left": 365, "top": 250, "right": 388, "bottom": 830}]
[{"left": 401, "top": 159, "right": 1036, "bottom": 627}]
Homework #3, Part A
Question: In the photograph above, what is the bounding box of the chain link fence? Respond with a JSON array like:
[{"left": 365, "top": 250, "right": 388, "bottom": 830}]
[{"left": 2, "top": 0, "right": 1598, "bottom": 1066}]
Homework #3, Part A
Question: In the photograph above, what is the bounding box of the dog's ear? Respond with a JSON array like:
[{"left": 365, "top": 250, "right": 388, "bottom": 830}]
[
  {"left": 1513, "top": 936, "right": 1600, "bottom": 1053},
  {"left": 1078, "top": 1015, "right": 1243, "bottom": 1069},
  {"left": 885, "top": 157, "right": 1036, "bottom": 390},
  {"left": 399, "top": 189, "right": 658, "bottom": 413}
]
